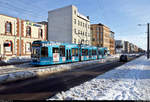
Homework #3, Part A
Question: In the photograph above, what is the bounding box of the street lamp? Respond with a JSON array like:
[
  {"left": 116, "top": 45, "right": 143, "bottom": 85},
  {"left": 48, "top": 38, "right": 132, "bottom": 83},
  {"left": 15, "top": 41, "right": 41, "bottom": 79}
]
[{"left": 138, "top": 23, "right": 150, "bottom": 59}]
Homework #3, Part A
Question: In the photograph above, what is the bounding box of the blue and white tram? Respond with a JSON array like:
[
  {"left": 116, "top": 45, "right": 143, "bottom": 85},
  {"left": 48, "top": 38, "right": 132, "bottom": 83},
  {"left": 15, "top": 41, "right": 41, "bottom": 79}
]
[{"left": 31, "top": 40, "right": 108, "bottom": 66}]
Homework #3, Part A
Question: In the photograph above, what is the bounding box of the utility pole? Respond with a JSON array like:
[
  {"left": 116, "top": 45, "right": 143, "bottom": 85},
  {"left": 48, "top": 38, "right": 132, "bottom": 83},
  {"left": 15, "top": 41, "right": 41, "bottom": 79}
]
[
  {"left": 147, "top": 23, "right": 149, "bottom": 59},
  {"left": 79, "top": 39, "right": 83, "bottom": 62}
]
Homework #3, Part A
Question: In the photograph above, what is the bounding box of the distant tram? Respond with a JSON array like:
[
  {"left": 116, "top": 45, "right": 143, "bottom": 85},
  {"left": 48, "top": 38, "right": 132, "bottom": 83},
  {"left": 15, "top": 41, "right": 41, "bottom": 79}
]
[{"left": 31, "top": 40, "right": 108, "bottom": 66}]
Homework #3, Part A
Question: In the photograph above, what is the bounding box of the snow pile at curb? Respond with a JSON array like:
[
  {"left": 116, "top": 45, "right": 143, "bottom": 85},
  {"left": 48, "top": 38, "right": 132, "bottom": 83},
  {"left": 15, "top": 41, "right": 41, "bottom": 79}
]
[
  {"left": 34, "top": 59, "right": 106, "bottom": 76},
  {"left": 0, "top": 71, "right": 36, "bottom": 83},
  {"left": 0, "top": 59, "right": 106, "bottom": 84},
  {"left": 3, "top": 56, "right": 31, "bottom": 63},
  {"left": 48, "top": 55, "right": 150, "bottom": 100}
]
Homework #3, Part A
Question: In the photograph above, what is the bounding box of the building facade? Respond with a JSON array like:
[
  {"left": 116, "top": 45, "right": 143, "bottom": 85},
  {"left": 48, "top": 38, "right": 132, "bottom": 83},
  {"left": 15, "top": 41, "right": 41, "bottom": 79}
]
[
  {"left": 124, "top": 41, "right": 130, "bottom": 53},
  {"left": 48, "top": 5, "right": 91, "bottom": 45},
  {"left": 115, "top": 40, "right": 143, "bottom": 54},
  {"left": 109, "top": 31, "right": 115, "bottom": 54},
  {"left": 115, "top": 40, "right": 125, "bottom": 54},
  {"left": 91, "top": 23, "right": 115, "bottom": 55},
  {"left": 0, "top": 14, "right": 47, "bottom": 60}
]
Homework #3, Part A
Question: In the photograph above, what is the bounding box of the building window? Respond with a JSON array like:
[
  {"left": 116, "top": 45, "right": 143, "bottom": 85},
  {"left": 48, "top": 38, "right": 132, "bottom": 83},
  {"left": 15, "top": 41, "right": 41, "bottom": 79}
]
[
  {"left": 74, "top": 19, "right": 76, "bottom": 24},
  {"left": 4, "top": 41, "right": 13, "bottom": 52},
  {"left": 85, "top": 32, "right": 87, "bottom": 36},
  {"left": 26, "top": 43, "right": 31, "bottom": 52},
  {"left": 82, "top": 39, "right": 84, "bottom": 44},
  {"left": 39, "top": 29, "right": 43, "bottom": 38},
  {"left": 26, "top": 26, "right": 31, "bottom": 36},
  {"left": 5, "top": 22, "right": 12, "bottom": 34},
  {"left": 74, "top": 38, "right": 76, "bottom": 44},
  {"left": 88, "top": 25, "right": 90, "bottom": 28},
  {"left": 87, "top": 40, "right": 89, "bottom": 45},
  {"left": 78, "top": 21, "right": 80, "bottom": 26},
  {"left": 74, "top": 10, "right": 76, "bottom": 15},
  {"left": 78, "top": 30, "right": 80, "bottom": 34},
  {"left": 78, "top": 39, "right": 80, "bottom": 44},
  {"left": 97, "top": 32, "right": 99, "bottom": 41},
  {"left": 74, "top": 28, "right": 76, "bottom": 34},
  {"left": 92, "top": 38, "right": 95, "bottom": 41}
]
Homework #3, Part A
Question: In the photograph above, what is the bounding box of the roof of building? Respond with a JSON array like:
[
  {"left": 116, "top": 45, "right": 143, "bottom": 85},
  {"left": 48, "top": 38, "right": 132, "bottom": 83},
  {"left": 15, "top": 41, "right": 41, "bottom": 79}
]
[
  {"left": 48, "top": 5, "right": 74, "bottom": 13},
  {"left": 0, "top": 13, "right": 46, "bottom": 26},
  {"left": 91, "top": 23, "right": 110, "bottom": 29}
]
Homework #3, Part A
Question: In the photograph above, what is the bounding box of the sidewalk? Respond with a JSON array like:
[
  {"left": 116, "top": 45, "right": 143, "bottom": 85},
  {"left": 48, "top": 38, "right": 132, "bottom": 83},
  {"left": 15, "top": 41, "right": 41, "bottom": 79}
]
[{"left": 49, "top": 55, "right": 150, "bottom": 100}]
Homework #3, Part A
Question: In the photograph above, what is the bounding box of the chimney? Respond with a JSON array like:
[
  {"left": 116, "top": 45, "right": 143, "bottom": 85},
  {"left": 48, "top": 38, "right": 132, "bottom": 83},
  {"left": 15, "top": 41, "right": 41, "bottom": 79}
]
[{"left": 87, "top": 16, "right": 89, "bottom": 19}]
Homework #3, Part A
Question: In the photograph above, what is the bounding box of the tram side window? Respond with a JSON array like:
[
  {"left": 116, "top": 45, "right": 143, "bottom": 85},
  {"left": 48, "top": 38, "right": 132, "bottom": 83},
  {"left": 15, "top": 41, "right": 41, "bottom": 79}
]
[
  {"left": 98, "top": 50, "right": 102, "bottom": 55},
  {"left": 92, "top": 50, "right": 96, "bottom": 55},
  {"left": 82, "top": 49, "right": 87, "bottom": 56},
  {"left": 60, "top": 47, "right": 65, "bottom": 57},
  {"left": 72, "top": 49, "right": 75, "bottom": 56},
  {"left": 41, "top": 47, "right": 48, "bottom": 57},
  {"left": 53, "top": 48, "right": 59, "bottom": 53},
  {"left": 72, "top": 48, "right": 78, "bottom": 56},
  {"left": 85, "top": 49, "right": 88, "bottom": 56},
  {"left": 75, "top": 49, "right": 78, "bottom": 56}
]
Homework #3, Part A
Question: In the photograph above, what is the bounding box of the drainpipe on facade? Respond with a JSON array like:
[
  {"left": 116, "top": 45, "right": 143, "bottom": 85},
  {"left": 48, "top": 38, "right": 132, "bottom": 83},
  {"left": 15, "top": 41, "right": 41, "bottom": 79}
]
[
  {"left": 14, "top": 21, "right": 16, "bottom": 57},
  {"left": 19, "top": 20, "right": 21, "bottom": 56}
]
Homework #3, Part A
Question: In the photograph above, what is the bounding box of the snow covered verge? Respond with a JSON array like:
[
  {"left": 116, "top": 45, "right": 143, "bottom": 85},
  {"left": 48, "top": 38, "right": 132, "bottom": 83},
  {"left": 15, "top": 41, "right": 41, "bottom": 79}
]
[
  {"left": 3, "top": 56, "right": 31, "bottom": 63},
  {"left": 0, "top": 59, "right": 107, "bottom": 84},
  {"left": 48, "top": 55, "right": 150, "bottom": 100}
]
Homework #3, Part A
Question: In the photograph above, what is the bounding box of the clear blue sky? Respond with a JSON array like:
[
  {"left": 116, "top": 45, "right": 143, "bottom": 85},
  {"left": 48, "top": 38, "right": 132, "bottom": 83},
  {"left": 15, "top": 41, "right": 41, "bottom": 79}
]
[{"left": 0, "top": 0, "right": 149, "bottom": 50}]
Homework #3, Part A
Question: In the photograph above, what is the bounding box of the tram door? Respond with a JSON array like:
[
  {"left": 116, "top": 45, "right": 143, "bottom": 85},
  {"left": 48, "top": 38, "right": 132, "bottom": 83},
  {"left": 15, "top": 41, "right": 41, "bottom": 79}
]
[{"left": 66, "top": 49, "right": 71, "bottom": 61}]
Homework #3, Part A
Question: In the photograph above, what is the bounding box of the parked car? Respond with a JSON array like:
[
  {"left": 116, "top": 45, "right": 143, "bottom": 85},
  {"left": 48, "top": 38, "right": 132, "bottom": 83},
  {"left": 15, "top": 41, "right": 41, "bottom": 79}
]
[{"left": 120, "top": 54, "right": 128, "bottom": 62}]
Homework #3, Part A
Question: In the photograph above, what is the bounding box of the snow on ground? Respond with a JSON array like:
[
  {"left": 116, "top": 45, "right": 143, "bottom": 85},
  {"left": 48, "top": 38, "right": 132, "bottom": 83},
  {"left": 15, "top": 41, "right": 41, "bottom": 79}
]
[
  {"left": 48, "top": 55, "right": 150, "bottom": 100},
  {"left": 3, "top": 56, "right": 31, "bottom": 63}
]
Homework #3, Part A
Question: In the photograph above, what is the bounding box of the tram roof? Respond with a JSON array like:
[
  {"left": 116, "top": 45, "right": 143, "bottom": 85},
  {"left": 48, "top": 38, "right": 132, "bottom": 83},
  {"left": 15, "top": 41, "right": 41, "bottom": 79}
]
[{"left": 32, "top": 40, "right": 78, "bottom": 46}]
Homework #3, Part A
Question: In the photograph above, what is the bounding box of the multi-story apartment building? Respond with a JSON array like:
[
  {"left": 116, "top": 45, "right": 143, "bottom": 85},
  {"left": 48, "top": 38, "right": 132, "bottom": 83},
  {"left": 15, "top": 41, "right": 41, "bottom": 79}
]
[
  {"left": 129, "top": 43, "right": 135, "bottom": 53},
  {"left": 0, "top": 14, "right": 47, "bottom": 60},
  {"left": 48, "top": 5, "right": 91, "bottom": 45},
  {"left": 115, "top": 40, "right": 125, "bottom": 54},
  {"left": 91, "top": 23, "right": 115, "bottom": 55},
  {"left": 134, "top": 45, "right": 138, "bottom": 53},
  {"left": 109, "top": 31, "right": 115, "bottom": 54},
  {"left": 91, "top": 24, "right": 103, "bottom": 47},
  {"left": 116, "top": 40, "right": 145, "bottom": 54},
  {"left": 125, "top": 41, "right": 130, "bottom": 53}
]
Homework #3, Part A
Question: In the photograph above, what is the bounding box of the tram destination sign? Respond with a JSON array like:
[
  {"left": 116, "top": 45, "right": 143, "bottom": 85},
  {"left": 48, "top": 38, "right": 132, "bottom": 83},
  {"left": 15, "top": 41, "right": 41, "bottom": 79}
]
[
  {"left": 32, "top": 43, "right": 41, "bottom": 47},
  {"left": 42, "top": 43, "right": 61, "bottom": 46}
]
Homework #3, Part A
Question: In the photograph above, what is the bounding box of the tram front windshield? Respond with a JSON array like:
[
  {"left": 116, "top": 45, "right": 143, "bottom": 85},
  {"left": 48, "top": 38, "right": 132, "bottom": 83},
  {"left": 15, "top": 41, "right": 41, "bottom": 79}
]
[{"left": 31, "top": 47, "right": 40, "bottom": 58}]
